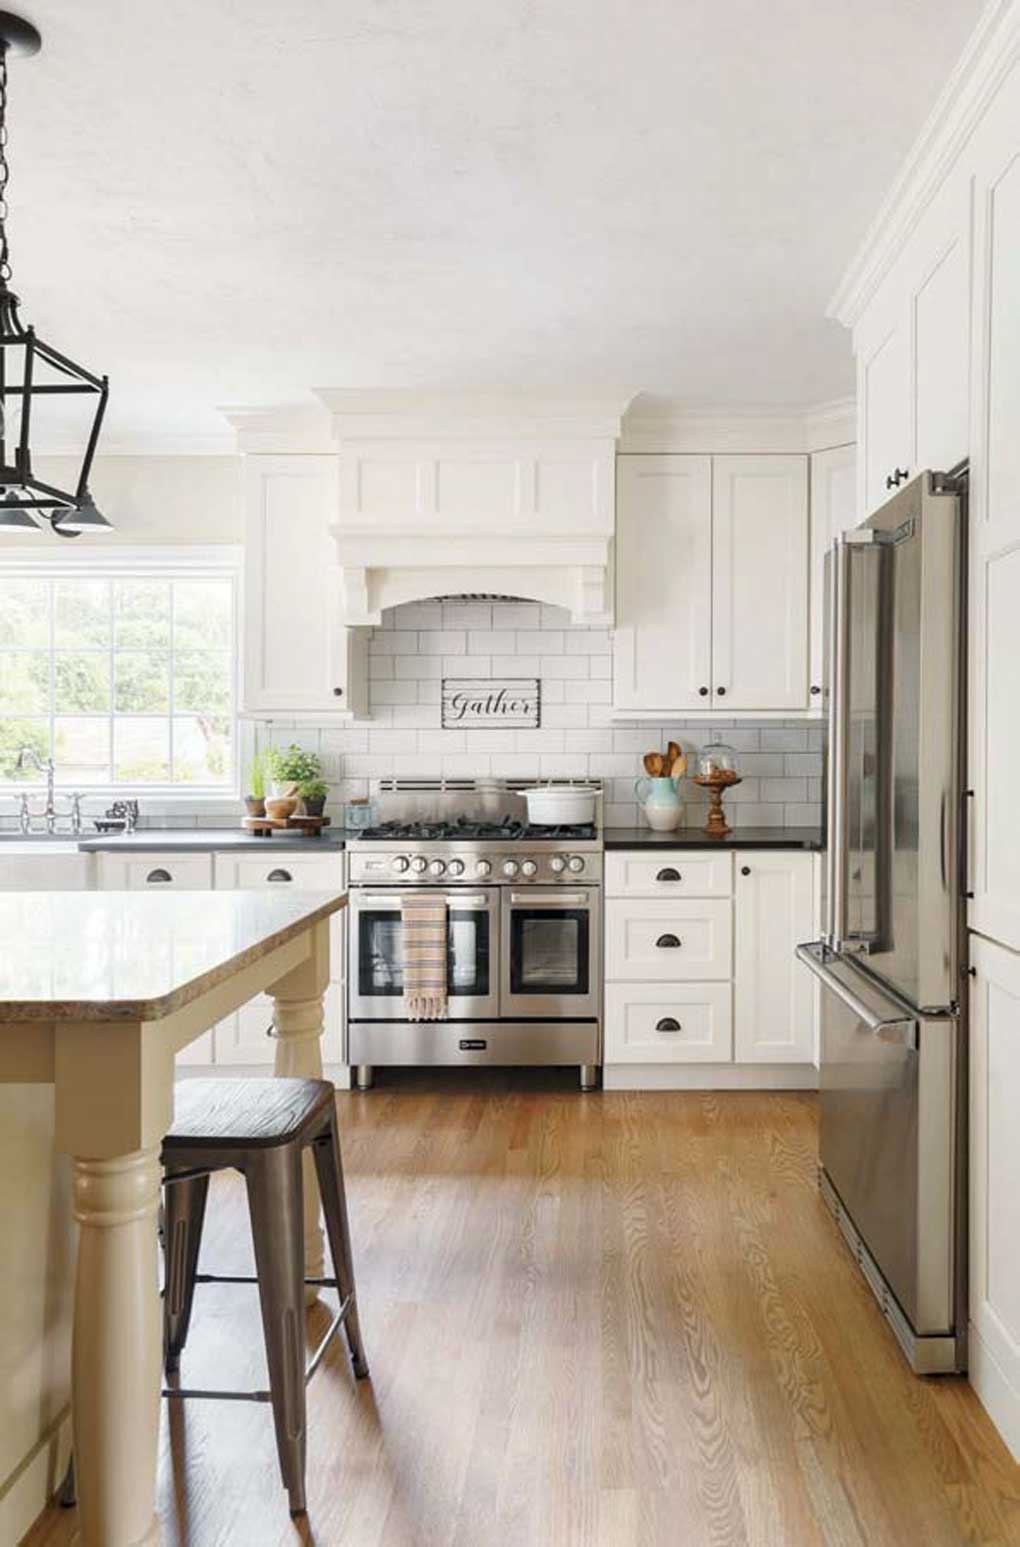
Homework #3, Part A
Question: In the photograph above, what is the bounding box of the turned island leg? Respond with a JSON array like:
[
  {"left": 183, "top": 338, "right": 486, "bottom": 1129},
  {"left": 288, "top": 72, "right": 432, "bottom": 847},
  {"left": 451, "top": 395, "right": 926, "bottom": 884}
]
[{"left": 268, "top": 918, "right": 332, "bottom": 1296}]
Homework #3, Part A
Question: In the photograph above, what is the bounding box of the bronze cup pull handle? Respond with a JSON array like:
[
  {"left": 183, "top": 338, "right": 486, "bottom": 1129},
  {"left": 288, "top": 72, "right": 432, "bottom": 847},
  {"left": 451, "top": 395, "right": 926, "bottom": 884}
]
[
  {"left": 655, "top": 1017, "right": 681, "bottom": 1032},
  {"left": 655, "top": 933, "right": 682, "bottom": 948},
  {"left": 656, "top": 867, "right": 681, "bottom": 882}
]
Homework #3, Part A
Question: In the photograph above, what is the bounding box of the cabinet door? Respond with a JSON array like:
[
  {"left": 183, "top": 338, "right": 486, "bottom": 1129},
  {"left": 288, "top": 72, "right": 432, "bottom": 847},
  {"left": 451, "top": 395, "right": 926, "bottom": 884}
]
[
  {"left": 968, "top": 126, "right": 1020, "bottom": 955},
  {"left": 96, "top": 851, "right": 214, "bottom": 1063},
  {"left": 712, "top": 455, "right": 809, "bottom": 710},
  {"left": 808, "top": 444, "right": 856, "bottom": 703},
  {"left": 910, "top": 184, "right": 970, "bottom": 473},
  {"left": 734, "top": 852, "right": 814, "bottom": 1062},
  {"left": 970, "top": 935, "right": 1020, "bottom": 1460},
  {"left": 859, "top": 310, "right": 912, "bottom": 517},
  {"left": 242, "top": 455, "right": 367, "bottom": 718},
  {"left": 613, "top": 455, "right": 712, "bottom": 712}
]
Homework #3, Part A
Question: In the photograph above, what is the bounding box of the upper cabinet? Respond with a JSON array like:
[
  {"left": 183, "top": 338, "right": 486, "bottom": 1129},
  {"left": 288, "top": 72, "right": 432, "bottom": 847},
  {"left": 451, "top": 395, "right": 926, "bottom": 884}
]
[
  {"left": 241, "top": 455, "right": 367, "bottom": 719},
  {"left": 613, "top": 452, "right": 809, "bottom": 715},
  {"left": 854, "top": 180, "right": 971, "bottom": 518},
  {"left": 808, "top": 443, "right": 857, "bottom": 699}
]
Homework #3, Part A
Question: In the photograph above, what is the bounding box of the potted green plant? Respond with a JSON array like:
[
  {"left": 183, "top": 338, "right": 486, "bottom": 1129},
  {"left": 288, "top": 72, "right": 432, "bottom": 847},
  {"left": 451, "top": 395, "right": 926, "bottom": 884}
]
[
  {"left": 266, "top": 744, "right": 322, "bottom": 799},
  {"left": 244, "top": 750, "right": 268, "bottom": 818},
  {"left": 299, "top": 778, "right": 328, "bottom": 818}
]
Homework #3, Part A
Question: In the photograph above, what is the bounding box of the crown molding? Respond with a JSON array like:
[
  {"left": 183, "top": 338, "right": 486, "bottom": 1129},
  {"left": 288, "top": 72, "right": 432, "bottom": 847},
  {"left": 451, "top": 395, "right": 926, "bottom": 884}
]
[
  {"left": 618, "top": 397, "right": 855, "bottom": 454},
  {"left": 219, "top": 403, "right": 334, "bottom": 454},
  {"left": 829, "top": 0, "right": 1020, "bottom": 328},
  {"left": 314, "top": 388, "right": 635, "bottom": 443}
]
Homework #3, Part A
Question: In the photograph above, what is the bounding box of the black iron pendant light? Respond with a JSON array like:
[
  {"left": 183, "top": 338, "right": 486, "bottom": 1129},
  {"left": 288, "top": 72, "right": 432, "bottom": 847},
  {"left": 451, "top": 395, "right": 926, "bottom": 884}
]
[{"left": 0, "top": 11, "right": 110, "bottom": 536}]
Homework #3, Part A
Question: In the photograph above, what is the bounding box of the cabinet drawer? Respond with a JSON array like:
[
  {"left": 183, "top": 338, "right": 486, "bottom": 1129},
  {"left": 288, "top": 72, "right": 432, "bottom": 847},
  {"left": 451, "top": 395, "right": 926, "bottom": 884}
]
[
  {"left": 604, "top": 983, "right": 732, "bottom": 1063},
  {"left": 213, "top": 853, "right": 344, "bottom": 890},
  {"left": 97, "top": 853, "right": 213, "bottom": 889},
  {"left": 606, "top": 898, "right": 732, "bottom": 980},
  {"left": 606, "top": 850, "right": 732, "bottom": 899},
  {"left": 216, "top": 982, "right": 342, "bottom": 1066}
]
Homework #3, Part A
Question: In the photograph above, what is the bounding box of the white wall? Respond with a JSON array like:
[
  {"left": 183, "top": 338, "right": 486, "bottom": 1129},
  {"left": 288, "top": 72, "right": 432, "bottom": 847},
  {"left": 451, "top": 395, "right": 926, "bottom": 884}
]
[{"left": 31, "top": 455, "right": 241, "bottom": 545}]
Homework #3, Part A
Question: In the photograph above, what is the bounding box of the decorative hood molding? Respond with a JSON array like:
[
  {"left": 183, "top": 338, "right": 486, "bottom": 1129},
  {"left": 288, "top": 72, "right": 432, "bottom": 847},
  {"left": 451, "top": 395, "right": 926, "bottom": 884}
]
[{"left": 315, "top": 390, "right": 633, "bottom": 625}]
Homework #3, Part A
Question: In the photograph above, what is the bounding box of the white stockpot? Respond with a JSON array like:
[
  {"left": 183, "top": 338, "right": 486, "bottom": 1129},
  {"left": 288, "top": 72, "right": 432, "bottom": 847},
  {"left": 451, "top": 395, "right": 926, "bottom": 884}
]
[{"left": 520, "top": 785, "right": 599, "bottom": 825}]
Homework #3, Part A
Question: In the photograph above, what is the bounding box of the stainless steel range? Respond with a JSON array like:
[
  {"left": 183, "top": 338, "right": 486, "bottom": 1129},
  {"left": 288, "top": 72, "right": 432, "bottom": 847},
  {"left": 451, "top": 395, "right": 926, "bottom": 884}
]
[{"left": 346, "top": 779, "right": 603, "bottom": 1090}]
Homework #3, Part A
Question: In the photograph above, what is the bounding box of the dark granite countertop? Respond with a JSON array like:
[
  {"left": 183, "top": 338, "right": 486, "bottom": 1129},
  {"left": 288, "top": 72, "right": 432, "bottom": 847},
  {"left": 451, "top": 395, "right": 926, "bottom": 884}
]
[
  {"left": 74, "top": 828, "right": 350, "bottom": 854},
  {"left": 604, "top": 826, "right": 824, "bottom": 851}
]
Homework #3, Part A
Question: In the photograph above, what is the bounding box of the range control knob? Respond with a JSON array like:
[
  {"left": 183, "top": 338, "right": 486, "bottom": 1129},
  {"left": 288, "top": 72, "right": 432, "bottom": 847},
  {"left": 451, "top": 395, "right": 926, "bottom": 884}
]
[
  {"left": 521, "top": 859, "right": 538, "bottom": 878},
  {"left": 428, "top": 858, "right": 446, "bottom": 877},
  {"left": 475, "top": 858, "right": 492, "bottom": 877},
  {"left": 447, "top": 858, "right": 465, "bottom": 877},
  {"left": 410, "top": 855, "right": 428, "bottom": 874},
  {"left": 567, "top": 855, "right": 585, "bottom": 874},
  {"left": 502, "top": 859, "right": 520, "bottom": 879},
  {"left": 391, "top": 855, "right": 410, "bottom": 873},
  {"left": 549, "top": 854, "right": 567, "bottom": 874}
]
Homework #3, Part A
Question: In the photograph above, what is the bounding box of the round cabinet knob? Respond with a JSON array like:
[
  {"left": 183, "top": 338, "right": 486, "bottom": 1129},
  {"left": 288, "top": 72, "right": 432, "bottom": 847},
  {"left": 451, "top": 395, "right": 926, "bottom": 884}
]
[
  {"left": 391, "top": 855, "right": 410, "bottom": 873},
  {"left": 521, "top": 859, "right": 538, "bottom": 878},
  {"left": 698, "top": 686, "right": 709, "bottom": 696},
  {"left": 716, "top": 686, "right": 726, "bottom": 696},
  {"left": 502, "top": 859, "right": 520, "bottom": 878},
  {"left": 429, "top": 858, "right": 446, "bottom": 877},
  {"left": 550, "top": 855, "right": 567, "bottom": 874},
  {"left": 410, "top": 856, "right": 428, "bottom": 874},
  {"left": 567, "top": 855, "right": 585, "bottom": 874},
  {"left": 741, "top": 865, "right": 751, "bottom": 876},
  {"left": 475, "top": 858, "right": 492, "bottom": 877},
  {"left": 447, "top": 858, "right": 465, "bottom": 877},
  {"left": 810, "top": 685, "right": 821, "bottom": 696}
]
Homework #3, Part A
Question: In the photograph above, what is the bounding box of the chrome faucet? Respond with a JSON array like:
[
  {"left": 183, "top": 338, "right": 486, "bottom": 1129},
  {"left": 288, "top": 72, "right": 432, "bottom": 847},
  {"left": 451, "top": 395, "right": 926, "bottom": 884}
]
[{"left": 16, "top": 746, "right": 57, "bottom": 834}]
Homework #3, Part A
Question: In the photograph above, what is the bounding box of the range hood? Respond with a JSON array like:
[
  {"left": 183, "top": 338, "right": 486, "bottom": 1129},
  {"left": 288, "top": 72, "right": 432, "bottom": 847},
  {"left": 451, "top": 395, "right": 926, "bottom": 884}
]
[{"left": 316, "top": 391, "right": 632, "bottom": 625}]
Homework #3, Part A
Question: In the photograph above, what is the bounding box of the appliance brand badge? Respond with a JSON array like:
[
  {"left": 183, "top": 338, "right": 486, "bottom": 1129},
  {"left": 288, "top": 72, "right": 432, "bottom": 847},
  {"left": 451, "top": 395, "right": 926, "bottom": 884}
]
[{"left": 441, "top": 678, "right": 541, "bottom": 729}]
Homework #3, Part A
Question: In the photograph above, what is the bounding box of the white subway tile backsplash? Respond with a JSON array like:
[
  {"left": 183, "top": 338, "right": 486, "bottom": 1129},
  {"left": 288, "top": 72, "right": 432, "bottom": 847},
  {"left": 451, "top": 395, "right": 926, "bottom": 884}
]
[{"left": 256, "top": 599, "right": 822, "bottom": 830}]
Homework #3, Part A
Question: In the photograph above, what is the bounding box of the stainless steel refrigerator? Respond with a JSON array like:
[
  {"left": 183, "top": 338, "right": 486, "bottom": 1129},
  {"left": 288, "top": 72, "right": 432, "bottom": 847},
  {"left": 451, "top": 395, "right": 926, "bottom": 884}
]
[{"left": 797, "top": 469, "right": 968, "bottom": 1374}]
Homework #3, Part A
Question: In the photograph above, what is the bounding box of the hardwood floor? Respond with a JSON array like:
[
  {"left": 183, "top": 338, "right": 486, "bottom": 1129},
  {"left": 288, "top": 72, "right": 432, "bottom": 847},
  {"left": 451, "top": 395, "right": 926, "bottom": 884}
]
[{"left": 24, "top": 1072, "right": 1020, "bottom": 1546}]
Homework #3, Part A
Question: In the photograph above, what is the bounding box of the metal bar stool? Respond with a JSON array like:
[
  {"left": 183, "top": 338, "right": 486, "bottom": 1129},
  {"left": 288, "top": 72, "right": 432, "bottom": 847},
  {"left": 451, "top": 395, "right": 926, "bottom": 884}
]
[{"left": 160, "top": 1077, "right": 369, "bottom": 1516}]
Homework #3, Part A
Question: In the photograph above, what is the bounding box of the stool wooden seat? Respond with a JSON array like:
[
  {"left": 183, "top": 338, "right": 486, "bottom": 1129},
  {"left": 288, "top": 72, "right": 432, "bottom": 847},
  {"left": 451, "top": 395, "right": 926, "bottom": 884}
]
[{"left": 160, "top": 1077, "right": 368, "bottom": 1516}]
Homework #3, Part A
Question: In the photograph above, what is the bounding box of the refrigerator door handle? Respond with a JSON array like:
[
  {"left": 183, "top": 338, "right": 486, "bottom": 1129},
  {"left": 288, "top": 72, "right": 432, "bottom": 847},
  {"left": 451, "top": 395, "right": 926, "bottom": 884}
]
[
  {"left": 828, "top": 536, "right": 852, "bottom": 946},
  {"left": 796, "top": 943, "right": 917, "bottom": 1048}
]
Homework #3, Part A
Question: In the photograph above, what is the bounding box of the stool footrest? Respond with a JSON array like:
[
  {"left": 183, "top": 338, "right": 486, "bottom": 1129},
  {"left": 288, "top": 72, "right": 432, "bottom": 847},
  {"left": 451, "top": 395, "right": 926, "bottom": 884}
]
[
  {"left": 191, "top": 1272, "right": 339, "bottom": 1289},
  {"left": 161, "top": 1292, "right": 355, "bottom": 1405}
]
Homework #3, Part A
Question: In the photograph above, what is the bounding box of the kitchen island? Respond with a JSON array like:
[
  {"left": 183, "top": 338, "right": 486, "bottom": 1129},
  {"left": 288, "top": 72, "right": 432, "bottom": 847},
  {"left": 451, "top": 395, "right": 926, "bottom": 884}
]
[{"left": 0, "top": 888, "right": 346, "bottom": 1547}]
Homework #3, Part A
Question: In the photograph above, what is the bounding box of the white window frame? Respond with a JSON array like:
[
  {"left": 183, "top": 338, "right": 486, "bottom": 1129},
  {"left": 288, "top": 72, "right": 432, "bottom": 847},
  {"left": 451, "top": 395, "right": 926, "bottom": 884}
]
[{"left": 0, "top": 545, "right": 243, "bottom": 804}]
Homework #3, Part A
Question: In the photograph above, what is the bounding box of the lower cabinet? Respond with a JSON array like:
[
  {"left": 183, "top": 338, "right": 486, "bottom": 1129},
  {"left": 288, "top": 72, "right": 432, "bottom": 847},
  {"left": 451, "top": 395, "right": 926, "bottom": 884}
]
[
  {"left": 969, "top": 933, "right": 1020, "bottom": 1460},
  {"left": 94, "top": 847, "right": 347, "bottom": 1070},
  {"left": 604, "top": 848, "right": 817, "bottom": 1083}
]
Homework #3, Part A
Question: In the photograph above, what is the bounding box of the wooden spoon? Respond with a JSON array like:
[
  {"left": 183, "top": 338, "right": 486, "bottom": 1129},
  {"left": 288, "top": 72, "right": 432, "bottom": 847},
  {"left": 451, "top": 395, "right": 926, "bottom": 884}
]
[
  {"left": 643, "top": 751, "right": 665, "bottom": 777},
  {"left": 670, "top": 752, "right": 688, "bottom": 779},
  {"left": 666, "top": 740, "right": 681, "bottom": 767}
]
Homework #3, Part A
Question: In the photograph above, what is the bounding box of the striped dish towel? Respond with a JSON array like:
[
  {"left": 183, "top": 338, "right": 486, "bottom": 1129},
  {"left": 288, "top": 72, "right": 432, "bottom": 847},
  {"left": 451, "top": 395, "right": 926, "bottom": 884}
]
[{"left": 401, "top": 893, "right": 448, "bottom": 1021}]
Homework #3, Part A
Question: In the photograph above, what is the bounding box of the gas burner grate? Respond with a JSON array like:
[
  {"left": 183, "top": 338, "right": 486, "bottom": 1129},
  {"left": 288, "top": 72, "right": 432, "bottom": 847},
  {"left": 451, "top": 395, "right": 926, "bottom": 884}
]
[{"left": 357, "top": 816, "right": 597, "bottom": 843}]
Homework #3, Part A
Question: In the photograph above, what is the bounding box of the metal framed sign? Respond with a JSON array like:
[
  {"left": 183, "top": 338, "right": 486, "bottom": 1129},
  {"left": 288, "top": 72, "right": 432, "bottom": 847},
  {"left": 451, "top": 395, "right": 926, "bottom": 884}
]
[{"left": 441, "top": 678, "right": 541, "bottom": 729}]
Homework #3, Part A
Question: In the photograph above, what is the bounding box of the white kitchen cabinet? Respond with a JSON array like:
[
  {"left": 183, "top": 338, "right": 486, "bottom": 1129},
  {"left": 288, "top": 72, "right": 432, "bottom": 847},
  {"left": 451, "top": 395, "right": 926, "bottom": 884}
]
[
  {"left": 613, "top": 455, "right": 712, "bottom": 712},
  {"left": 96, "top": 850, "right": 214, "bottom": 1063},
  {"left": 859, "top": 302, "right": 912, "bottom": 519},
  {"left": 613, "top": 453, "right": 810, "bottom": 715},
  {"left": 95, "top": 853, "right": 213, "bottom": 889},
  {"left": 734, "top": 851, "right": 814, "bottom": 1062},
  {"left": 241, "top": 455, "right": 368, "bottom": 719},
  {"left": 712, "top": 455, "right": 808, "bottom": 710},
  {"left": 605, "top": 849, "right": 732, "bottom": 900},
  {"left": 0, "top": 847, "right": 93, "bottom": 890},
  {"left": 212, "top": 850, "right": 346, "bottom": 1066},
  {"left": 605, "top": 897, "right": 732, "bottom": 982},
  {"left": 969, "top": 934, "right": 1020, "bottom": 1460},
  {"left": 604, "top": 981, "right": 732, "bottom": 1064},
  {"left": 808, "top": 443, "right": 857, "bottom": 701}
]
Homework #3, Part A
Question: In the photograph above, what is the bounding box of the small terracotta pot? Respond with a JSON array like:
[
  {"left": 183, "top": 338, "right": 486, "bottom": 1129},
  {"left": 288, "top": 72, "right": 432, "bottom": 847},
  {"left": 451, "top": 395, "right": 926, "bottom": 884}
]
[
  {"left": 245, "top": 795, "right": 266, "bottom": 818},
  {"left": 265, "top": 795, "right": 298, "bottom": 822}
]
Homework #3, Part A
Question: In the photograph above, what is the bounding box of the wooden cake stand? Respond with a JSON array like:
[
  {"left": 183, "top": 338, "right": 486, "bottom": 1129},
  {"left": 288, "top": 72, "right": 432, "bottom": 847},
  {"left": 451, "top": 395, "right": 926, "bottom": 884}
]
[
  {"left": 692, "top": 771, "right": 742, "bottom": 837},
  {"left": 241, "top": 815, "right": 331, "bottom": 839}
]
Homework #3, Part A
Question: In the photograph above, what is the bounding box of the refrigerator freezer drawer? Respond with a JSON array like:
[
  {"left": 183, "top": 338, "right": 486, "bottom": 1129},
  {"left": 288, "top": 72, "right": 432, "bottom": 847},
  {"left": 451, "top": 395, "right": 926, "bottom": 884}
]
[{"left": 799, "top": 941, "right": 958, "bottom": 1338}]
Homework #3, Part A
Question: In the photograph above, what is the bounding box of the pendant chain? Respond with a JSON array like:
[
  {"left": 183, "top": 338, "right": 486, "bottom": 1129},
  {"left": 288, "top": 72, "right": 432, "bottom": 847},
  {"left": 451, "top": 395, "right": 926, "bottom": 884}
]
[{"left": 0, "top": 48, "right": 11, "bottom": 283}]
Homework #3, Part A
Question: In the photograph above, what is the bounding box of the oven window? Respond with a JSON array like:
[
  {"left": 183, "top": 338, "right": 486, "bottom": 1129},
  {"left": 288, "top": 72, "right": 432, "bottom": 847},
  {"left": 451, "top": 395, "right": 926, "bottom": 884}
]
[
  {"left": 358, "top": 909, "right": 490, "bottom": 997},
  {"left": 509, "top": 909, "right": 590, "bottom": 996}
]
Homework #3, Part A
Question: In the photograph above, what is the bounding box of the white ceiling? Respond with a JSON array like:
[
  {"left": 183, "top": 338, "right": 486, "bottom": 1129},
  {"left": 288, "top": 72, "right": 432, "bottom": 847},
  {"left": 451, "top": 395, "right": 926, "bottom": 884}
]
[{"left": 7, "top": 0, "right": 985, "bottom": 447}]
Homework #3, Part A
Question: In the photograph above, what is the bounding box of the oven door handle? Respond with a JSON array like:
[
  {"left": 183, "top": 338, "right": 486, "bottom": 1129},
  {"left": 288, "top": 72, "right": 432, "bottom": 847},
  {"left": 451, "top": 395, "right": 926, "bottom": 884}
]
[
  {"left": 355, "top": 892, "right": 490, "bottom": 907},
  {"left": 509, "top": 892, "right": 590, "bottom": 906}
]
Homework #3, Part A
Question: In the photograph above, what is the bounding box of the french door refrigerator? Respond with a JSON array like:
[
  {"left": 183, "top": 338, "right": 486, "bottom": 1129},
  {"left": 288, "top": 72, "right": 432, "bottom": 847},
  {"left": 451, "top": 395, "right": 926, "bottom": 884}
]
[{"left": 797, "top": 469, "right": 968, "bottom": 1374}]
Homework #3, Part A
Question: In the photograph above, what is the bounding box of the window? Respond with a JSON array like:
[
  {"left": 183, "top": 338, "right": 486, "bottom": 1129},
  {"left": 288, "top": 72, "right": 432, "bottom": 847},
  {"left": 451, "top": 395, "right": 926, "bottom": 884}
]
[{"left": 0, "top": 561, "right": 237, "bottom": 791}]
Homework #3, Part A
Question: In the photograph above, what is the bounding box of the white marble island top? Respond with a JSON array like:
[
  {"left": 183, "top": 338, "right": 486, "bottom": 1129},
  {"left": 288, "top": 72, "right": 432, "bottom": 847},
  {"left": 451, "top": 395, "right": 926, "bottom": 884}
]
[{"left": 0, "top": 889, "right": 347, "bottom": 1022}]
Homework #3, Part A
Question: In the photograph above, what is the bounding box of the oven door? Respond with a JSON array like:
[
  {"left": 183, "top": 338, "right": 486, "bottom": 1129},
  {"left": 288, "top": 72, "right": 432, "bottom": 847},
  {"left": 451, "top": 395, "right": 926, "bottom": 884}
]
[
  {"left": 501, "top": 888, "right": 600, "bottom": 1019},
  {"left": 349, "top": 888, "right": 500, "bottom": 1021}
]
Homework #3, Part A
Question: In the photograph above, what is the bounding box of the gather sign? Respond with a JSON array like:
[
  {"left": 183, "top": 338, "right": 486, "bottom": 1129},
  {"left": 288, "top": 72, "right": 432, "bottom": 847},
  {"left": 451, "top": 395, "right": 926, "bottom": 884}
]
[{"left": 441, "top": 678, "right": 541, "bottom": 729}]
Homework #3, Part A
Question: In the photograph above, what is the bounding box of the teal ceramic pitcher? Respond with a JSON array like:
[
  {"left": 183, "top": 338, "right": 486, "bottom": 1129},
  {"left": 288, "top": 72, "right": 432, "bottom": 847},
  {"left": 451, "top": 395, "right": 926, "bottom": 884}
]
[{"left": 634, "top": 774, "right": 683, "bottom": 832}]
